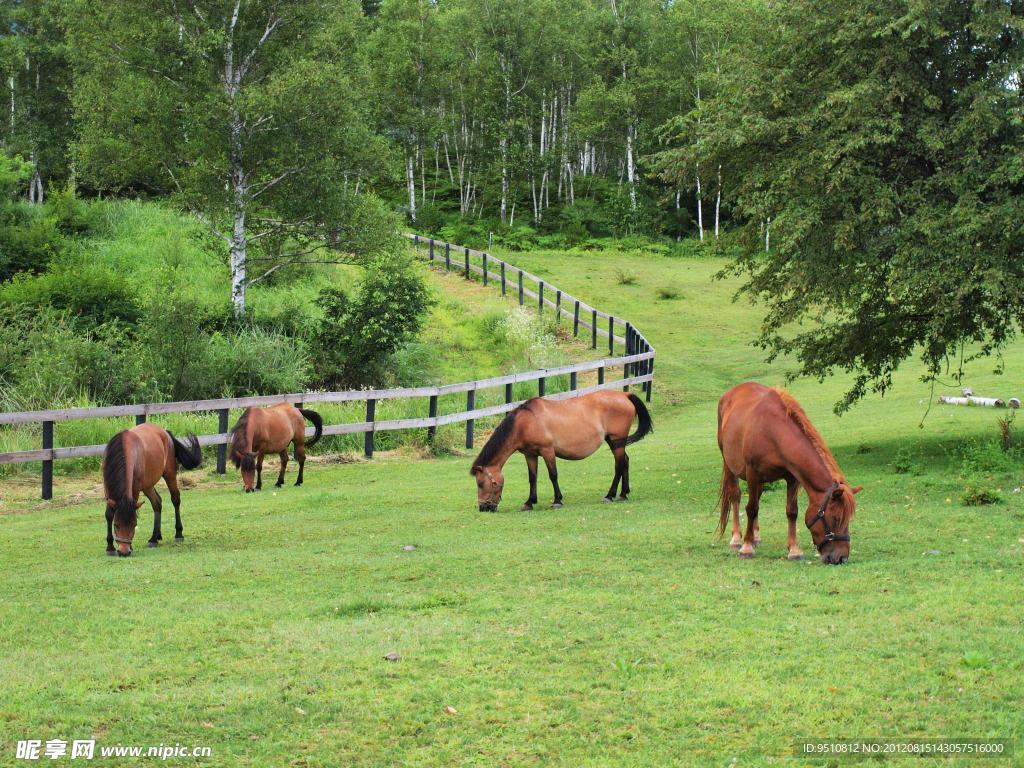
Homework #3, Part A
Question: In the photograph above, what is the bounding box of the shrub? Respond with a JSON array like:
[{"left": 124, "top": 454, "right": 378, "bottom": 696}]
[
  {"left": 960, "top": 483, "right": 1002, "bottom": 506},
  {"left": 0, "top": 261, "right": 142, "bottom": 328},
  {"left": 657, "top": 287, "right": 680, "bottom": 300}
]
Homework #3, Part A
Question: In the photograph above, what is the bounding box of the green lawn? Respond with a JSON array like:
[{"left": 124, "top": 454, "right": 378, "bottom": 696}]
[{"left": 1, "top": 244, "right": 1022, "bottom": 766}]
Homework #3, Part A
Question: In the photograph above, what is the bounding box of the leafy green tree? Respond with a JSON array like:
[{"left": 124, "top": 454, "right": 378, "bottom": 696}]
[
  {"left": 661, "top": 0, "right": 1024, "bottom": 410},
  {"left": 70, "top": 0, "right": 396, "bottom": 317}
]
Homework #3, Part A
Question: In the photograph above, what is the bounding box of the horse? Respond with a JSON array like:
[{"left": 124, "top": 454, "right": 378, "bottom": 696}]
[
  {"left": 102, "top": 423, "right": 203, "bottom": 557},
  {"left": 717, "top": 382, "right": 862, "bottom": 565},
  {"left": 470, "top": 390, "right": 653, "bottom": 512},
  {"left": 229, "top": 404, "right": 322, "bottom": 492}
]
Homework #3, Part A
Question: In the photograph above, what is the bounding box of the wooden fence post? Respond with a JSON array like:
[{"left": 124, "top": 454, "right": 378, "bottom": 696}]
[
  {"left": 217, "top": 408, "right": 229, "bottom": 474},
  {"left": 555, "top": 290, "right": 561, "bottom": 323},
  {"left": 41, "top": 420, "right": 53, "bottom": 500},
  {"left": 482, "top": 253, "right": 488, "bottom": 286},
  {"left": 646, "top": 345, "right": 654, "bottom": 402},
  {"left": 501, "top": 262, "right": 506, "bottom": 296},
  {"left": 538, "top": 376, "right": 546, "bottom": 397},
  {"left": 429, "top": 239, "right": 434, "bottom": 261},
  {"left": 570, "top": 371, "right": 577, "bottom": 391},
  {"left": 591, "top": 309, "right": 597, "bottom": 349},
  {"left": 598, "top": 366, "right": 605, "bottom": 385},
  {"left": 518, "top": 270, "right": 524, "bottom": 305},
  {"left": 365, "top": 399, "right": 376, "bottom": 458},
  {"left": 538, "top": 282, "right": 544, "bottom": 315},
  {"left": 465, "top": 389, "right": 475, "bottom": 449},
  {"left": 573, "top": 301, "right": 580, "bottom": 336},
  {"left": 427, "top": 394, "right": 438, "bottom": 445},
  {"left": 464, "top": 246, "right": 470, "bottom": 279},
  {"left": 414, "top": 234, "right": 419, "bottom": 250},
  {"left": 505, "top": 383, "right": 513, "bottom": 404},
  {"left": 609, "top": 316, "right": 615, "bottom": 355},
  {"left": 445, "top": 242, "right": 451, "bottom": 271},
  {"left": 135, "top": 413, "right": 146, "bottom": 425}
]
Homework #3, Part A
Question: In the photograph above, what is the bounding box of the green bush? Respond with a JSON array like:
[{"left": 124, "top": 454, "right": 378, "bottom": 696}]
[{"left": 0, "top": 261, "right": 142, "bottom": 328}]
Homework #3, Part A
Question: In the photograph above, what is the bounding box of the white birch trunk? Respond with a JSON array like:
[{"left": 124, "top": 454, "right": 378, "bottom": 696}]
[
  {"left": 714, "top": 164, "right": 721, "bottom": 239},
  {"left": 406, "top": 152, "right": 417, "bottom": 222},
  {"left": 695, "top": 169, "right": 704, "bottom": 242},
  {"left": 625, "top": 121, "right": 637, "bottom": 211}
]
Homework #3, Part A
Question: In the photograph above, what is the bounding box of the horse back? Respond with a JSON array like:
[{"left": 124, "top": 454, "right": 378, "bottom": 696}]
[
  {"left": 124, "top": 423, "right": 173, "bottom": 492},
  {"left": 718, "top": 382, "right": 789, "bottom": 475}
]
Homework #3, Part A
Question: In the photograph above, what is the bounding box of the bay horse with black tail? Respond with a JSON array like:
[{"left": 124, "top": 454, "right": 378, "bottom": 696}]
[
  {"left": 102, "top": 424, "right": 202, "bottom": 557},
  {"left": 471, "top": 390, "right": 652, "bottom": 512},
  {"left": 229, "top": 403, "right": 322, "bottom": 492},
  {"left": 717, "top": 382, "right": 862, "bottom": 564}
]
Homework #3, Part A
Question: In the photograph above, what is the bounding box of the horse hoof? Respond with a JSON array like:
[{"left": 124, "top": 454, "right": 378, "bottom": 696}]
[
  {"left": 552, "top": 502, "right": 563, "bottom": 509},
  {"left": 787, "top": 553, "right": 804, "bottom": 561},
  {"left": 147, "top": 540, "right": 158, "bottom": 548},
  {"left": 753, "top": 538, "right": 763, "bottom": 546},
  {"left": 602, "top": 497, "right": 614, "bottom": 503},
  {"left": 616, "top": 495, "right": 628, "bottom": 502},
  {"left": 729, "top": 542, "right": 742, "bottom": 550},
  {"left": 520, "top": 504, "right": 534, "bottom": 512},
  {"left": 294, "top": 481, "right": 302, "bottom": 487},
  {"left": 175, "top": 535, "right": 184, "bottom": 541},
  {"left": 738, "top": 551, "right": 754, "bottom": 560}
]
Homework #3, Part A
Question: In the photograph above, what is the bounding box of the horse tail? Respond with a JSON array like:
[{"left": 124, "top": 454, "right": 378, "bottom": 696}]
[
  {"left": 168, "top": 431, "right": 203, "bottom": 470},
  {"left": 625, "top": 393, "right": 653, "bottom": 445},
  {"left": 299, "top": 408, "right": 323, "bottom": 448},
  {"left": 717, "top": 461, "right": 734, "bottom": 538}
]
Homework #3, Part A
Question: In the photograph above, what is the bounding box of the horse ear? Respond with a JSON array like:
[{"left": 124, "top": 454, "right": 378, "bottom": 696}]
[
  {"left": 470, "top": 465, "right": 481, "bottom": 476},
  {"left": 851, "top": 485, "right": 863, "bottom": 494},
  {"left": 832, "top": 485, "right": 844, "bottom": 500}
]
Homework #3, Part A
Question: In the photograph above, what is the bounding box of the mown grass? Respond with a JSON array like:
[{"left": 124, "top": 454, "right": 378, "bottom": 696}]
[{"left": 1, "top": 242, "right": 1022, "bottom": 766}]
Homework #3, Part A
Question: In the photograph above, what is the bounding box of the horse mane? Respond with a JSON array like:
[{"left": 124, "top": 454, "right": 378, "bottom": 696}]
[
  {"left": 470, "top": 404, "right": 527, "bottom": 471},
  {"left": 773, "top": 388, "right": 846, "bottom": 483},
  {"left": 103, "top": 431, "right": 136, "bottom": 526},
  {"left": 229, "top": 409, "right": 255, "bottom": 469}
]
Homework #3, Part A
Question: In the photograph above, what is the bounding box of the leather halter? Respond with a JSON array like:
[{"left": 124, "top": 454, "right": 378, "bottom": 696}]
[
  {"left": 480, "top": 466, "right": 502, "bottom": 505},
  {"left": 806, "top": 480, "right": 850, "bottom": 547}
]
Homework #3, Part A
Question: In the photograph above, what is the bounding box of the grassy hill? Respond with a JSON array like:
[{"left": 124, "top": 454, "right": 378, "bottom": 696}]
[{"left": 0, "top": 241, "right": 1021, "bottom": 765}]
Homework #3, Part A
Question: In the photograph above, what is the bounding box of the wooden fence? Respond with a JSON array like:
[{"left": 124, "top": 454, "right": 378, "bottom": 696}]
[{"left": 0, "top": 235, "right": 655, "bottom": 499}]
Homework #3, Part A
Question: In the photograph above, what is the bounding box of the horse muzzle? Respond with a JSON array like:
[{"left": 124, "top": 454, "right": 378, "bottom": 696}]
[{"left": 479, "top": 502, "right": 498, "bottom": 512}]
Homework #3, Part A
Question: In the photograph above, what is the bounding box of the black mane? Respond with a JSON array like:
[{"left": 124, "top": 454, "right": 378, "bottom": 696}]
[
  {"left": 103, "top": 431, "right": 136, "bottom": 526},
  {"left": 229, "top": 409, "right": 253, "bottom": 468},
  {"left": 471, "top": 403, "right": 528, "bottom": 471}
]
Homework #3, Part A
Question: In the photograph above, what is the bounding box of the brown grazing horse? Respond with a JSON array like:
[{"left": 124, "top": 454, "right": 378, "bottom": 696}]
[
  {"left": 229, "top": 404, "right": 322, "bottom": 492},
  {"left": 471, "top": 390, "right": 653, "bottom": 512},
  {"left": 717, "top": 382, "right": 862, "bottom": 565},
  {"left": 102, "top": 424, "right": 202, "bottom": 557}
]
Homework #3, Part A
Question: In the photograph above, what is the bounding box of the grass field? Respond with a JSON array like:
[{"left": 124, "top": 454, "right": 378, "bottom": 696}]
[{"left": 1, "top": 243, "right": 1022, "bottom": 766}]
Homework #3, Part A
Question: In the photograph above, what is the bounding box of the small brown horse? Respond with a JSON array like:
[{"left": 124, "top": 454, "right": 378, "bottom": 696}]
[
  {"left": 229, "top": 404, "right": 322, "bottom": 492},
  {"left": 102, "top": 423, "right": 202, "bottom": 557},
  {"left": 471, "top": 390, "right": 653, "bottom": 512},
  {"left": 717, "top": 382, "right": 861, "bottom": 565}
]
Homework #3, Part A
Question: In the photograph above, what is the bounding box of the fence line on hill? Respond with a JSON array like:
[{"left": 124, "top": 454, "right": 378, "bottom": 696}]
[{"left": 0, "top": 234, "right": 656, "bottom": 499}]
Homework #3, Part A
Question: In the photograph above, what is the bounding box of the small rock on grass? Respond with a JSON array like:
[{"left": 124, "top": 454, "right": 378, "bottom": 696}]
[
  {"left": 384, "top": 651, "right": 401, "bottom": 662},
  {"left": 402, "top": 545, "right": 416, "bottom": 552},
  {"left": 444, "top": 706, "right": 457, "bottom": 716}
]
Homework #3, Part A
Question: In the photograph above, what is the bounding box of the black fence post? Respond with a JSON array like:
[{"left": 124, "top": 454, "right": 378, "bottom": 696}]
[
  {"left": 570, "top": 371, "right": 577, "bottom": 391},
  {"left": 518, "top": 270, "right": 524, "bottom": 305},
  {"left": 538, "top": 376, "right": 546, "bottom": 397},
  {"left": 538, "top": 282, "right": 544, "bottom": 315},
  {"left": 573, "top": 301, "right": 580, "bottom": 336},
  {"left": 646, "top": 346, "right": 654, "bottom": 402},
  {"left": 413, "top": 234, "right": 419, "bottom": 251},
  {"left": 429, "top": 239, "right": 434, "bottom": 262},
  {"left": 135, "top": 413, "right": 146, "bottom": 425},
  {"left": 445, "top": 242, "right": 451, "bottom": 271},
  {"left": 41, "top": 420, "right": 53, "bottom": 500},
  {"left": 505, "top": 382, "right": 513, "bottom": 404},
  {"left": 217, "top": 408, "right": 229, "bottom": 474},
  {"left": 501, "top": 262, "right": 507, "bottom": 296},
  {"left": 464, "top": 246, "right": 470, "bottom": 279},
  {"left": 555, "top": 290, "right": 561, "bottom": 323},
  {"left": 365, "top": 399, "right": 376, "bottom": 458},
  {"left": 609, "top": 316, "right": 615, "bottom": 355},
  {"left": 482, "top": 253, "right": 489, "bottom": 286},
  {"left": 591, "top": 309, "right": 598, "bottom": 349},
  {"left": 598, "top": 366, "right": 605, "bottom": 386},
  {"left": 465, "top": 389, "right": 475, "bottom": 449},
  {"left": 427, "top": 394, "right": 438, "bottom": 446}
]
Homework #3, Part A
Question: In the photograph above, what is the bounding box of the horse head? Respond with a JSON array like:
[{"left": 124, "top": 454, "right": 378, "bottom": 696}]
[
  {"left": 806, "top": 480, "right": 861, "bottom": 565},
  {"left": 472, "top": 465, "right": 504, "bottom": 512}
]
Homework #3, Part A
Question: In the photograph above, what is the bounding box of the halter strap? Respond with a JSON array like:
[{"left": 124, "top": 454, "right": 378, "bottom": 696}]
[
  {"left": 481, "top": 466, "right": 501, "bottom": 504},
  {"left": 806, "top": 480, "right": 850, "bottom": 547}
]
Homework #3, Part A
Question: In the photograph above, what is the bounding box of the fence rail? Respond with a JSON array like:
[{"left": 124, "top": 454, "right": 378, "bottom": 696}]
[{"left": 0, "top": 235, "right": 655, "bottom": 499}]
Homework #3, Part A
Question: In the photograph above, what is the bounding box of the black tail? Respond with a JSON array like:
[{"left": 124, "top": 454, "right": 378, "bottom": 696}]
[
  {"left": 625, "top": 393, "right": 653, "bottom": 445},
  {"left": 299, "top": 408, "right": 323, "bottom": 448},
  {"left": 168, "top": 431, "right": 202, "bottom": 470}
]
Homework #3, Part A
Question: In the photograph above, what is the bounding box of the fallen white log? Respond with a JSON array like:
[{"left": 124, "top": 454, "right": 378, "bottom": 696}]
[{"left": 939, "top": 395, "right": 1006, "bottom": 408}]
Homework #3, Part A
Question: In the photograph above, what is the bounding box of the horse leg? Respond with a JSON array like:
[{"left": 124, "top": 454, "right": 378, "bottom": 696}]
[
  {"left": 276, "top": 450, "right": 288, "bottom": 487},
  {"left": 725, "top": 474, "right": 743, "bottom": 549},
  {"left": 785, "top": 476, "right": 804, "bottom": 561},
  {"left": 294, "top": 443, "right": 305, "bottom": 486},
  {"left": 739, "top": 478, "right": 762, "bottom": 559},
  {"left": 521, "top": 453, "right": 539, "bottom": 511},
  {"left": 604, "top": 442, "right": 624, "bottom": 501},
  {"left": 165, "top": 473, "right": 184, "bottom": 541},
  {"left": 105, "top": 507, "right": 116, "bottom": 555},
  {"left": 255, "top": 453, "right": 264, "bottom": 491},
  {"left": 618, "top": 450, "right": 630, "bottom": 501},
  {"left": 541, "top": 449, "right": 563, "bottom": 508},
  {"left": 143, "top": 486, "right": 162, "bottom": 547}
]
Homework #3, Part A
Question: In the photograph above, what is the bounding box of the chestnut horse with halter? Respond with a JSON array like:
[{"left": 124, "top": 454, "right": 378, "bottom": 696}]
[
  {"left": 102, "top": 423, "right": 202, "bottom": 557},
  {"left": 717, "top": 382, "right": 861, "bottom": 565},
  {"left": 229, "top": 404, "right": 322, "bottom": 492},
  {"left": 471, "top": 390, "right": 653, "bottom": 512}
]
